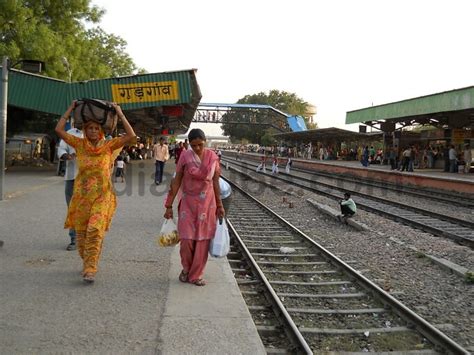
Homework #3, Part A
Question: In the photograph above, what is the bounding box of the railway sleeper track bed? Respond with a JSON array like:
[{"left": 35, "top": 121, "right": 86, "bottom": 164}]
[
  {"left": 225, "top": 179, "right": 469, "bottom": 354},
  {"left": 222, "top": 159, "right": 474, "bottom": 249}
]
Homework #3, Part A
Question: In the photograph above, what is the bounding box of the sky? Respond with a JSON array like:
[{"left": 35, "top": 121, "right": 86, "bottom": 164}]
[{"left": 91, "top": 0, "right": 474, "bottom": 134}]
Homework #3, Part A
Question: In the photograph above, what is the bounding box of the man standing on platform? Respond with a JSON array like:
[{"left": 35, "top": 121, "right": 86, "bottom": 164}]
[
  {"left": 443, "top": 145, "right": 450, "bottom": 172},
  {"left": 448, "top": 145, "right": 457, "bottom": 173},
  {"left": 153, "top": 137, "right": 169, "bottom": 185},
  {"left": 388, "top": 146, "right": 397, "bottom": 170},
  {"left": 463, "top": 144, "right": 471, "bottom": 173}
]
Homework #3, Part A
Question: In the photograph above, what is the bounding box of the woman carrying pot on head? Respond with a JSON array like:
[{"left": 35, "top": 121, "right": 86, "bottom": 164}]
[
  {"left": 55, "top": 100, "right": 136, "bottom": 283},
  {"left": 164, "top": 128, "right": 225, "bottom": 286}
]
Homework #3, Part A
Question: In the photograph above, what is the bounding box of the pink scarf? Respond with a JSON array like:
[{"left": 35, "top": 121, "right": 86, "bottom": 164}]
[{"left": 187, "top": 149, "right": 218, "bottom": 181}]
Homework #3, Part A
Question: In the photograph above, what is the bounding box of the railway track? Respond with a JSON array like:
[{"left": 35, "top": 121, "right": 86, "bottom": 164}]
[
  {"left": 222, "top": 157, "right": 474, "bottom": 249},
  {"left": 225, "top": 178, "right": 470, "bottom": 354},
  {"left": 225, "top": 154, "right": 474, "bottom": 208}
]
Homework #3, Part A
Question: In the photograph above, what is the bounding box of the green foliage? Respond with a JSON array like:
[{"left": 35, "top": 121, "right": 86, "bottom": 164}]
[
  {"left": 414, "top": 251, "right": 426, "bottom": 258},
  {"left": 0, "top": 0, "right": 139, "bottom": 81},
  {"left": 465, "top": 271, "right": 474, "bottom": 284},
  {"left": 260, "top": 131, "right": 276, "bottom": 146},
  {"left": 221, "top": 90, "right": 312, "bottom": 144},
  {"left": 1, "top": 0, "right": 144, "bottom": 136}
]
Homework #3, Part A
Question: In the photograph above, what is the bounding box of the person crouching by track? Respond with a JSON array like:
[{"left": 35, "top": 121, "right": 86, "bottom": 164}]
[
  {"left": 55, "top": 100, "right": 136, "bottom": 283},
  {"left": 164, "top": 128, "right": 225, "bottom": 287},
  {"left": 338, "top": 193, "right": 356, "bottom": 223}
]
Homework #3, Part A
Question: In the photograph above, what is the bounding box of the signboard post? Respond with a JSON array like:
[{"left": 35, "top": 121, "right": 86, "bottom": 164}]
[{"left": 0, "top": 57, "right": 9, "bottom": 201}]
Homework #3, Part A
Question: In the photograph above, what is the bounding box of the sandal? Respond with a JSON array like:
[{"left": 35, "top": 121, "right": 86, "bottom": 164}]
[
  {"left": 179, "top": 270, "right": 188, "bottom": 283},
  {"left": 83, "top": 272, "right": 95, "bottom": 284},
  {"left": 191, "top": 279, "right": 206, "bottom": 286}
]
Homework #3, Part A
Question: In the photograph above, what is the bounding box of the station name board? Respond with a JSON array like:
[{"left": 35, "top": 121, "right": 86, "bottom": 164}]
[{"left": 111, "top": 81, "right": 179, "bottom": 104}]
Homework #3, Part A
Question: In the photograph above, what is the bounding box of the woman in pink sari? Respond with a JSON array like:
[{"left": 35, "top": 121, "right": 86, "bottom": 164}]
[{"left": 164, "top": 129, "right": 225, "bottom": 286}]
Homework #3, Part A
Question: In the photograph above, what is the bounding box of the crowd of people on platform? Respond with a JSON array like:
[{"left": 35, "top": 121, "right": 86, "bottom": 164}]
[
  {"left": 381, "top": 144, "right": 471, "bottom": 173},
  {"left": 224, "top": 141, "right": 472, "bottom": 174}
]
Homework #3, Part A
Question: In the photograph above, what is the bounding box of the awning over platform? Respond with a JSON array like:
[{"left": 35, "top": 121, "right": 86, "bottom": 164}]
[
  {"left": 346, "top": 86, "right": 474, "bottom": 129},
  {"left": 274, "top": 127, "right": 381, "bottom": 143},
  {"left": 5, "top": 67, "right": 202, "bottom": 135}
]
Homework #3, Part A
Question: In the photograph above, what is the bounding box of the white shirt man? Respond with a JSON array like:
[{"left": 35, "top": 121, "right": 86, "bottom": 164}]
[{"left": 153, "top": 138, "right": 169, "bottom": 185}]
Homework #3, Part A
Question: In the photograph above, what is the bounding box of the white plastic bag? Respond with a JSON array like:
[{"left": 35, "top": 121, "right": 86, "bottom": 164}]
[
  {"left": 158, "top": 219, "right": 180, "bottom": 247},
  {"left": 209, "top": 218, "right": 230, "bottom": 258}
]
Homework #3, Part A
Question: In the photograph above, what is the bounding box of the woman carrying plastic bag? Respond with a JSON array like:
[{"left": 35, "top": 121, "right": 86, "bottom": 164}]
[
  {"left": 209, "top": 218, "right": 230, "bottom": 258},
  {"left": 163, "top": 129, "right": 225, "bottom": 287}
]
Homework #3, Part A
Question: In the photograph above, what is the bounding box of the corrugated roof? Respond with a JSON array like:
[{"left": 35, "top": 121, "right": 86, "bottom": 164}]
[
  {"left": 3, "top": 67, "right": 202, "bottom": 134},
  {"left": 346, "top": 85, "right": 474, "bottom": 125},
  {"left": 7, "top": 68, "right": 66, "bottom": 114},
  {"left": 274, "top": 127, "right": 382, "bottom": 142}
]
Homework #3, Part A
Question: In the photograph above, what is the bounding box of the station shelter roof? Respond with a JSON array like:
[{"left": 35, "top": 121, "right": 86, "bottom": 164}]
[
  {"left": 274, "top": 127, "right": 382, "bottom": 144},
  {"left": 346, "top": 86, "right": 474, "bottom": 130},
  {"left": 3, "top": 67, "right": 202, "bottom": 135}
]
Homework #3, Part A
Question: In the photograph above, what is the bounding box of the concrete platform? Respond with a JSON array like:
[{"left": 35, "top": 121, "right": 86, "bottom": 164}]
[
  {"left": 160, "top": 248, "right": 266, "bottom": 354},
  {"left": 0, "top": 160, "right": 265, "bottom": 354}
]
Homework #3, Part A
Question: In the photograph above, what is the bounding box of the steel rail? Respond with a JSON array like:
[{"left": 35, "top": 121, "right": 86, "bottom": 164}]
[
  {"left": 222, "top": 175, "right": 471, "bottom": 354},
  {"left": 227, "top": 219, "right": 313, "bottom": 355}
]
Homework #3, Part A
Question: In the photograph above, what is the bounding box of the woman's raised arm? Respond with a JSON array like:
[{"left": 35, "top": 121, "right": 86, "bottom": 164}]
[
  {"left": 113, "top": 104, "right": 136, "bottom": 145},
  {"left": 55, "top": 101, "right": 77, "bottom": 141}
]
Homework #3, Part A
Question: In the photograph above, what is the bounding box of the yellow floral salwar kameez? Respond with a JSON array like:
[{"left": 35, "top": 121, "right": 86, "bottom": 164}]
[{"left": 62, "top": 134, "right": 123, "bottom": 275}]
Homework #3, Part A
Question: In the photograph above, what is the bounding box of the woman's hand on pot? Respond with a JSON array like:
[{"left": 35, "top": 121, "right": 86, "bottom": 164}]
[{"left": 112, "top": 103, "right": 124, "bottom": 116}]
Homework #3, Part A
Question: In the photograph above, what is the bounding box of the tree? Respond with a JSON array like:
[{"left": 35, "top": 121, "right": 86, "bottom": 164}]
[
  {"left": 260, "top": 131, "right": 276, "bottom": 147},
  {"left": 0, "top": 0, "right": 140, "bottom": 81},
  {"left": 0, "top": 0, "right": 143, "bottom": 136},
  {"left": 221, "top": 90, "right": 314, "bottom": 144}
]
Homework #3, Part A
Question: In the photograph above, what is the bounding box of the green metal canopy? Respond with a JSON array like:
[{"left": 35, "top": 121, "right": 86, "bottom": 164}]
[
  {"left": 274, "top": 127, "right": 380, "bottom": 142},
  {"left": 5, "top": 68, "right": 202, "bottom": 134},
  {"left": 346, "top": 86, "right": 474, "bottom": 129}
]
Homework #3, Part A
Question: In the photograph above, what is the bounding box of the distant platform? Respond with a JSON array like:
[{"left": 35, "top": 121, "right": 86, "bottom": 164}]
[{"left": 226, "top": 151, "right": 474, "bottom": 196}]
